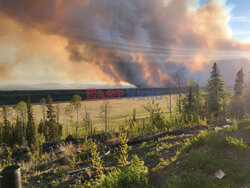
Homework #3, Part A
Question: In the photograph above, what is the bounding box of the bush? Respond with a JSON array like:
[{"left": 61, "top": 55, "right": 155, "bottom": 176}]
[
  {"left": 96, "top": 155, "right": 149, "bottom": 188},
  {"left": 225, "top": 136, "right": 246, "bottom": 152}
]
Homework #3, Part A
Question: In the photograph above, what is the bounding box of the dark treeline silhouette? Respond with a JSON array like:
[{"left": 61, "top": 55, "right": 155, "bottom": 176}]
[{"left": 0, "top": 87, "right": 188, "bottom": 105}]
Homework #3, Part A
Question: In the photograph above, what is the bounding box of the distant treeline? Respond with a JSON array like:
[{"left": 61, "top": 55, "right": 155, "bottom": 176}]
[{"left": 0, "top": 87, "right": 188, "bottom": 105}]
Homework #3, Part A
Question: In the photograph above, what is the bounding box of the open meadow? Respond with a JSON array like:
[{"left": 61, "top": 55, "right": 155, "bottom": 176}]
[{"left": 31, "top": 95, "right": 179, "bottom": 136}]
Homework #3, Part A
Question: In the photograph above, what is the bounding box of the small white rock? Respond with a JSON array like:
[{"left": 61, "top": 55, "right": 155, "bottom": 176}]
[
  {"left": 215, "top": 127, "right": 222, "bottom": 131},
  {"left": 215, "top": 169, "right": 225, "bottom": 179}
]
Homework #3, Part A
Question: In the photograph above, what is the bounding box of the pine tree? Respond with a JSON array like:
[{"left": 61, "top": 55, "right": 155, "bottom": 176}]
[
  {"left": 14, "top": 117, "right": 23, "bottom": 146},
  {"left": 2, "top": 105, "right": 13, "bottom": 146},
  {"left": 234, "top": 69, "right": 244, "bottom": 96},
  {"left": 26, "top": 96, "right": 38, "bottom": 147},
  {"left": 184, "top": 86, "right": 196, "bottom": 114},
  {"left": 244, "top": 74, "right": 250, "bottom": 113},
  {"left": 183, "top": 78, "right": 205, "bottom": 123},
  {"left": 38, "top": 119, "right": 47, "bottom": 139},
  {"left": 231, "top": 69, "right": 245, "bottom": 118},
  {"left": 46, "top": 96, "right": 62, "bottom": 142},
  {"left": 206, "top": 63, "right": 225, "bottom": 118},
  {"left": 15, "top": 101, "right": 27, "bottom": 142}
]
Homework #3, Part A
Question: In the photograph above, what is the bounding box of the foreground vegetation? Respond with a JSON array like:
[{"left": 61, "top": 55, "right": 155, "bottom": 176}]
[
  {"left": 0, "top": 63, "right": 250, "bottom": 187},
  {"left": 0, "top": 118, "right": 248, "bottom": 187}
]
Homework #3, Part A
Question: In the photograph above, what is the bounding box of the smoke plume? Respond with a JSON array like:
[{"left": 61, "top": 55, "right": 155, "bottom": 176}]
[{"left": 0, "top": 0, "right": 250, "bottom": 87}]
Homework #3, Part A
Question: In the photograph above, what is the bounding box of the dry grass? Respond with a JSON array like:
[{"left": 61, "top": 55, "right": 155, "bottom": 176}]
[
  {"left": 58, "top": 142, "right": 78, "bottom": 157},
  {"left": 21, "top": 160, "right": 36, "bottom": 174},
  {"left": 36, "top": 95, "right": 178, "bottom": 130},
  {"left": 1, "top": 94, "right": 180, "bottom": 134}
]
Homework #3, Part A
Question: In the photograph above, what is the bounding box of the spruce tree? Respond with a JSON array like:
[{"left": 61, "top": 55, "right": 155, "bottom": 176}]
[
  {"left": 183, "top": 79, "right": 205, "bottom": 123},
  {"left": 231, "top": 69, "right": 245, "bottom": 118},
  {"left": 234, "top": 69, "right": 244, "bottom": 96},
  {"left": 46, "top": 96, "right": 62, "bottom": 142},
  {"left": 206, "top": 63, "right": 225, "bottom": 118},
  {"left": 244, "top": 74, "right": 250, "bottom": 113},
  {"left": 14, "top": 117, "right": 23, "bottom": 146},
  {"left": 2, "top": 105, "right": 13, "bottom": 146},
  {"left": 15, "top": 101, "right": 27, "bottom": 142},
  {"left": 26, "top": 96, "right": 38, "bottom": 147},
  {"left": 38, "top": 119, "right": 47, "bottom": 139}
]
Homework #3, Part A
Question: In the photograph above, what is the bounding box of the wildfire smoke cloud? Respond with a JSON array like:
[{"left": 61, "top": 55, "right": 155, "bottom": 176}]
[{"left": 0, "top": 0, "right": 250, "bottom": 87}]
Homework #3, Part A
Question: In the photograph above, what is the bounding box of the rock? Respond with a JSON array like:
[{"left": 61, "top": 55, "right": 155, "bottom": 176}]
[
  {"left": 215, "top": 169, "right": 225, "bottom": 179},
  {"left": 215, "top": 127, "right": 222, "bottom": 131}
]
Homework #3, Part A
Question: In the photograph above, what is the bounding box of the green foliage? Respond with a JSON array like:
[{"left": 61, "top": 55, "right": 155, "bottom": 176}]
[
  {"left": 243, "top": 77, "right": 250, "bottom": 114},
  {"left": 83, "top": 105, "right": 93, "bottom": 136},
  {"left": 182, "top": 130, "right": 247, "bottom": 154},
  {"left": 238, "top": 117, "right": 250, "bottom": 129},
  {"left": 234, "top": 68, "right": 244, "bottom": 96},
  {"left": 38, "top": 119, "right": 46, "bottom": 138},
  {"left": 27, "top": 133, "right": 46, "bottom": 169},
  {"left": 96, "top": 155, "right": 148, "bottom": 188},
  {"left": 15, "top": 101, "right": 27, "bottom": 140},
  {"left": 89, "top": 139, "right": 103, "bottom": 177},
  {"left": 1, "top": 105, "right": 13, "bottom": 146},
  {"left": 14, "top": 117, "right": 23, "bottom": 145},
  {"left": 181, "top": 150, "right": 211, "bottom": 170},
  {"left": 165, "top": 172, "right": 213, "bottom": 188},
  {"left": 118, "top": 130, "right": 129, "bottom": 167},
  {"left": 231, "top": 95, "right": 245, "bottom": 118},
  {"left": 225, "top": 136, "right": 247, "bottom": 152},
  {"left": 0, "top": 146, "right": 13, "bottom": 169},
  {"left": 206, "top": 63, "right": 226, "bottom": 119},
  {"left": 70, "top": 94, "right": 82, "bottom": 136},
  {"left": 144, "top": 100, "right": 164, "bottom": 130},
  {"left": 26, "top": 96, "right": 38, "bottom": 147},
  {"left": 46, "top": 95, "right": 62, "bottom": 142}
]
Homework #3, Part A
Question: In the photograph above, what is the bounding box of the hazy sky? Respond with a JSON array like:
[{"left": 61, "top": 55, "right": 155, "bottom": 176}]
[{"left": 0, "top": 0, "right": 250, "bottom": 89}]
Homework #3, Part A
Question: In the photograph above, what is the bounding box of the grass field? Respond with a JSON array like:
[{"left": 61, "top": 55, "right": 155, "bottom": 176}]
[{"left": 28, "top": 95, "right": 179, "bottom": 134}]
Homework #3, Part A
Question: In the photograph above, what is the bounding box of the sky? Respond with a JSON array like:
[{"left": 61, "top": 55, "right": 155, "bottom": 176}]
[
  {"left": 0, "top": 0, "right": 250, "bottom": 89},
  {"left": 227, "top": 0, "right": 250, "bottom": 41}
]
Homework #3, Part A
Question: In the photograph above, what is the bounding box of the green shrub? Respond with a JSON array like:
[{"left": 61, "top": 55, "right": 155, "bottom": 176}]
[
  {"left": 96, "top": 155, "right": 148, "bottom": 188},
  {"left": 225, "top": 136, "right": 246, "bottom": 152},
  {"left": 118, "top": 130, "right": 129, "bottom": 167},
  {"left": 89, "top": 139, "right": 103, "bottom": 177}
]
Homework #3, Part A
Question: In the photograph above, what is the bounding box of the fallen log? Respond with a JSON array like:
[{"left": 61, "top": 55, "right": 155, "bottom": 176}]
[{"left": 110, "top": 125, "right": 207, "bottom": 147}]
